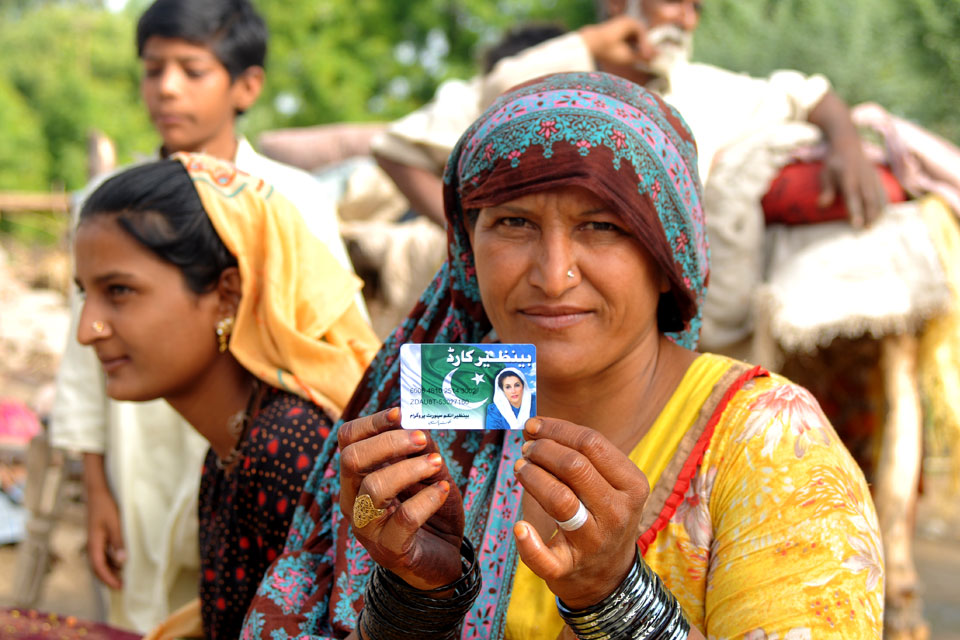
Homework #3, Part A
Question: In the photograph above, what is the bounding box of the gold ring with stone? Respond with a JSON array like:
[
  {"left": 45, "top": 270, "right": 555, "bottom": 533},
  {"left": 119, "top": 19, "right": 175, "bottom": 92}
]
[{"left": 353, "top": 494, "right": 386, "bottom": 529}]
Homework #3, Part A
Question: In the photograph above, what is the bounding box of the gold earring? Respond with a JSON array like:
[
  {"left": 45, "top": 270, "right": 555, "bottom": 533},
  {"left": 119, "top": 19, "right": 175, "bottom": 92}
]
[{"left": 215, "top": 317, "right": 234, "bottom": 353}]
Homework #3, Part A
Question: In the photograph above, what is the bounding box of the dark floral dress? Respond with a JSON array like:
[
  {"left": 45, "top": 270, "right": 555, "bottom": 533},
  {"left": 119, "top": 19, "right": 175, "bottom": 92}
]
[{"left": 198, "top": 387, "right": 333, "bottom": 640}]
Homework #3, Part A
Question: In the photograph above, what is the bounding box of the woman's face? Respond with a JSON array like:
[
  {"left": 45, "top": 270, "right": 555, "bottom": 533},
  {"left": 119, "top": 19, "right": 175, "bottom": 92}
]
[
  {"left": 469, "top": 185, "right": 668, "bottom": 385},
  {"left": 73, "top": 215, "right": 223, "bottom": 402},
  {"left": 501, "top": 375, "right": 524, "bottom": 408}
]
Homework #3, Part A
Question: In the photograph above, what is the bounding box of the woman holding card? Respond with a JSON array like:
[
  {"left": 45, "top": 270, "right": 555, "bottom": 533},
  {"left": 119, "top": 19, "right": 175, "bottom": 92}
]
[{"left": 245, "top": 73, "right": 883, "bottom": 639}]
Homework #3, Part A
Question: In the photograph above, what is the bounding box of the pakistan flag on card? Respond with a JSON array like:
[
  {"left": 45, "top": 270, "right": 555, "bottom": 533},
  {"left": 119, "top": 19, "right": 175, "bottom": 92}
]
[{"left": 400, "top": 343, "right": 536, "bottom": 430}]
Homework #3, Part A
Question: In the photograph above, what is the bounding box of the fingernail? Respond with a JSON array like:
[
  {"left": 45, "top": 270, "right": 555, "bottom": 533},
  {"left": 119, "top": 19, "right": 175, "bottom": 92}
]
[
  {"left": 438, "top": 480, "right": 450, "bottom": 493},
  {"left": 428, "top": 452, "right": 443, "bottom": 467},
  {"left": 411, "top": 430, "right": 427, "bottom": 446},
  {"left": 514, "top": 522, "right": 529, "bottom": 540},
  {"left": 514, "top": 458, "right": 527, "bottom": 474},
  {"left": 525, "top": 419, "right": 540, "bottom": 435},
  {"left": 387, "top": 407, "right": 401, "bottom": 422},
  {"left": 521, "top": 441, "right": 533, "bottom": 457}
]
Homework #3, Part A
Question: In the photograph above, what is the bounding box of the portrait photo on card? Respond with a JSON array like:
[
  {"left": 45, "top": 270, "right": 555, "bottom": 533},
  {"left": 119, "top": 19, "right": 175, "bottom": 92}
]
[{"left": 400, "top": 343, "right": 536, "bottom": 430}]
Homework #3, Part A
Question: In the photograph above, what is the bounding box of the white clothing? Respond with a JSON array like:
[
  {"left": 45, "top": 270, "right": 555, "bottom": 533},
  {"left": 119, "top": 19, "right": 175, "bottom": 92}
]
[
  {"left": 760, "top": 199, "right": 950, "bottom": 352},
  {"left": 372, "top": 32, "right": 829, "bottom": 186},
  {"left": 371, "top": 77, "right": 485, "bottom": 174},
  {"left": 50, "top": 139, "right": 361, "bottom": 632}
]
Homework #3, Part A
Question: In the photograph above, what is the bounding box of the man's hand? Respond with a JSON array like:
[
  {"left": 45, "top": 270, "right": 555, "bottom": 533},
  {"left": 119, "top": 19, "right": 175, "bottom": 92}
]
[
  {"left": 579, "top": 15, "right": 654, "bottom": 69},
  {"left": 83, "top": 453, "right": 126, "bottom": 589},
  {"left": 808, "top": 91, "right": 887, "bottom": 228},
  {"left": 374, "top": 153, "right": 447, "bottom": 227}
]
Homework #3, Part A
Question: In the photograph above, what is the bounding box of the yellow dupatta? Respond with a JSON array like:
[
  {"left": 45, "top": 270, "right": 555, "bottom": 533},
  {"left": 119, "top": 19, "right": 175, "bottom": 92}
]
[
  {"left": 172, "top": 152, "right": 380, "bottom": 418},
  {"left": 505, "top": 354, "right": 736, "bottom": 640}
]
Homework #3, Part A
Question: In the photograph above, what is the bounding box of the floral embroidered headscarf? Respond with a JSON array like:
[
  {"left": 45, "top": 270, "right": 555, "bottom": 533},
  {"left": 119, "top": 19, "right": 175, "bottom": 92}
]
[{"left": 443, "top": 70, "right": 707, "bottom": 348}]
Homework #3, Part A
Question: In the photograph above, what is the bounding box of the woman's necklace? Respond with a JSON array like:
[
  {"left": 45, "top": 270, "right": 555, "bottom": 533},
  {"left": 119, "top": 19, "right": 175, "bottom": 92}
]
[{"left": 215, "top": 380, "right": 263, "bottom": 472}]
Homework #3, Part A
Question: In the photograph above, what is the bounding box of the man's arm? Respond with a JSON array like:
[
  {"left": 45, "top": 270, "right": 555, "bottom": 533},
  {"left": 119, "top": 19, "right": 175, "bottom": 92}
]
[
  {"left": 83, "top": 451, "right": 126, "bottom": 589},
  {"left": 807, "top": 89, "right": 887, "bottom": 227},
  {"left": 369, "top": 77, "right": 485, "bottom": 227},
  {"left": 373, "top": 153, "right": 446, "bottom": 226}
]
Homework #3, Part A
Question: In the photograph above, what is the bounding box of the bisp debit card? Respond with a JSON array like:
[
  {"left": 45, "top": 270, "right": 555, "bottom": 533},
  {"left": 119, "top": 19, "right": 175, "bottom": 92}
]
[{"left": 400, "top": 343, "right": 536, "bottom": 430}]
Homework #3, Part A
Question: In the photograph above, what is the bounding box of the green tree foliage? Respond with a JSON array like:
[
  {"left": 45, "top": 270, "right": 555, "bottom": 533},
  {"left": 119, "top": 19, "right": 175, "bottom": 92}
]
[
  {"left": 694, "top": 0, "right": 960, "bottom": 141},
  {"left": 0, "top": 4, "right": 154, "bottom": 190},
  {"left": 0, "top": 74, "right": 49, "bottom": 190},
  {"left": 250, "top": 0, "right": 593, "bottom": 130},
  {"left": 903, "top": 0, "right": 960, "bottom": 140}
]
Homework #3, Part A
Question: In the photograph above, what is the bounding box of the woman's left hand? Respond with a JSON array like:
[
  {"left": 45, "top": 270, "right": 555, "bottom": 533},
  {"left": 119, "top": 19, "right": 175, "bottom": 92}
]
[{"left": 513, "top": 417, "right": 650, "bottom": 609}]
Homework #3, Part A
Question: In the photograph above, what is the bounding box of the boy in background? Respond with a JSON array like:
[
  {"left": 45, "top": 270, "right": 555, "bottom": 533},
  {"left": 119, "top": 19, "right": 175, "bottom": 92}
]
[{"left": 50, "top": 0, "right": 362, "bottom": 631}]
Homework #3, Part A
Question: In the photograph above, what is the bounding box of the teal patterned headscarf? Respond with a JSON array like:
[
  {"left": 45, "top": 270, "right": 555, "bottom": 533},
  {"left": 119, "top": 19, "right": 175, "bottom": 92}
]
[{"left": 443, "top": 70, "right": 708, "bottom": 349}]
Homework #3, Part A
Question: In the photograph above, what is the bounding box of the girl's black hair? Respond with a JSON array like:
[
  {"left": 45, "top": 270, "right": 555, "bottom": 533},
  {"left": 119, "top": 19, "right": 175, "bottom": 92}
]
[
  {"left": 136, "top": 0, "right": 267, "bottom": 80},
  {"left": 80, "top": 160, "right": 237, "bottom": 295}
]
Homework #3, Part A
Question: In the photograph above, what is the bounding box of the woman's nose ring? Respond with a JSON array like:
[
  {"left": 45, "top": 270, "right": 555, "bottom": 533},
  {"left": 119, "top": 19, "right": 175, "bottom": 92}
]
[{"left": 92, "top": 321, "right": 105, "bottom": 334}]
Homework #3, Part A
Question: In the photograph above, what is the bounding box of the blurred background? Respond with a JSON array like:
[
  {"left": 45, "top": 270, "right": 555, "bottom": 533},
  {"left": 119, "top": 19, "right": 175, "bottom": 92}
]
[
  {"left": 1, "top": 0, "right": 959, "bottom": 637},
  {"left": 1, "top": 0, "right": 959, "bottom": 199}
]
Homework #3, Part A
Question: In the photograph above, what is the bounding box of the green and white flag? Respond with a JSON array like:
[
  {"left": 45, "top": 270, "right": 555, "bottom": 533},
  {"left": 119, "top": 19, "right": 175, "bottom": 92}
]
[{"left": 400, "top": 343, "right": 536, "bottom": 429}]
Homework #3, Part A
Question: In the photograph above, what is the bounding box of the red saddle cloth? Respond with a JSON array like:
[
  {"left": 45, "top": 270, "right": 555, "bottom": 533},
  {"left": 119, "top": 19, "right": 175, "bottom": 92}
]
[
  {"left": 0, "top": 608, "right": 140, "bottom": 640},
  {"left": 761, "top": 161, "right": 907, "bottom": 225}
]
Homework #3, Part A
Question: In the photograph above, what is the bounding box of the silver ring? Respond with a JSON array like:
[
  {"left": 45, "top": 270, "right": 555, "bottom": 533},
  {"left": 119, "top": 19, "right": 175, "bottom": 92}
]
[
  {"left": 556, "top": 500, "right": 589, "bottom": 532},
  {"left": 566, "top": 269, "right": 575, "bottom": 279}
]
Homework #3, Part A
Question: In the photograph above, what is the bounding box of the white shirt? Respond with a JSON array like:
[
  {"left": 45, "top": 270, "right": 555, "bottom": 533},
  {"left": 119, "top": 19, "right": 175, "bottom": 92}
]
[{"left": 372, "top": 32, "right": 830, "bottom": 186}]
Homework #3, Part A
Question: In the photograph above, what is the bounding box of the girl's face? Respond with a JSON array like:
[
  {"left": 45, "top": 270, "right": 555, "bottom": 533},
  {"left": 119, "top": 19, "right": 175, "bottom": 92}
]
[
  {"left": 74, "top": 215, "right": 224, "bottom": 402},
  {"left": 502, "top": 375, "right": 524, "bottom": 408}
]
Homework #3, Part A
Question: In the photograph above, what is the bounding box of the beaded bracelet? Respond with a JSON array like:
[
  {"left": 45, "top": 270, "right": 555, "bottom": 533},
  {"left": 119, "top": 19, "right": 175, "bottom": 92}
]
[
  {"left": 556, "top": 546, "right": 690, "bottom": 640},
  {"left": 359, "top": 538, "right": 482, "bottom": 640}
]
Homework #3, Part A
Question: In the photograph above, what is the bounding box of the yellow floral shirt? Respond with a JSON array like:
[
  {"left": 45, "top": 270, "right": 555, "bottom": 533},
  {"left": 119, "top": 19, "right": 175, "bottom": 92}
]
[{"left": 507, "top": 354, "right": 884, "bottom": 639}]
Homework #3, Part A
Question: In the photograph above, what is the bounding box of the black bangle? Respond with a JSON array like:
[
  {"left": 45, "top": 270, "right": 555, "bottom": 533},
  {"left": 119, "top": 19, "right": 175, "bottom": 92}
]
[
  {"left": 359, "top": 538, "right": 482, "bottom": 640},
  {"left": 557, "top": 546, "right": 690, "bottom": 640}
]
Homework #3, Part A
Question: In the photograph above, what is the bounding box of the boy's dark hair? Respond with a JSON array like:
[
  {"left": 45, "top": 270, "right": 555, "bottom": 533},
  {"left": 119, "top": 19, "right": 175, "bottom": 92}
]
[
  {"left": 80, "top": 161, "right": 237, "bottom": 295},
  {"left": 482, "top": 22, "right": 568, "bottom": 73},
  {"left": 137, "top": 0, "right": 268, "bottom": 80}
]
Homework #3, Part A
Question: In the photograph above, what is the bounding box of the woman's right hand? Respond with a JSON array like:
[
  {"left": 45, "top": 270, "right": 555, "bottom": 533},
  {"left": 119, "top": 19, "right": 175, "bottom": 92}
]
[{"left": 339, "top": 407, "right": 465, "bottom": 591}]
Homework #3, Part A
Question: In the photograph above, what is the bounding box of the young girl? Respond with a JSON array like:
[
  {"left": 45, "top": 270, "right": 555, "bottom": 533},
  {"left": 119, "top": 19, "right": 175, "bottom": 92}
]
[{"left": 73, "top": 153, "right": 379, "bottom": 640}]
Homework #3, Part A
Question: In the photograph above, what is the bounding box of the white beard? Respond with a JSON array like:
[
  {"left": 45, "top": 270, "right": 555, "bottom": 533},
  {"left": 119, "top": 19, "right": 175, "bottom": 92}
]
[{"left": 637, "top": 25, "right": 694, "bottom": 77}]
